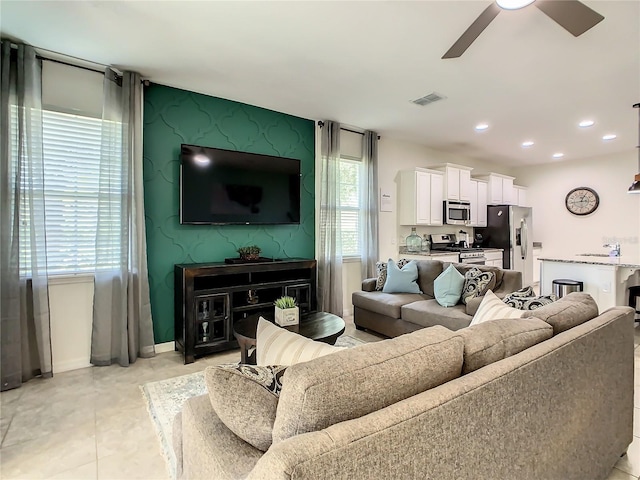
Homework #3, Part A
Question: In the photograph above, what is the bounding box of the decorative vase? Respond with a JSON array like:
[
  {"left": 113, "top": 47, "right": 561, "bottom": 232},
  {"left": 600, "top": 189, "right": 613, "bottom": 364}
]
[
  {"left": 406, "top": 227, "right": 422, "bottom": 253},
  {"left": 275, "top": 306, "right": 299, "bottom": 326}
]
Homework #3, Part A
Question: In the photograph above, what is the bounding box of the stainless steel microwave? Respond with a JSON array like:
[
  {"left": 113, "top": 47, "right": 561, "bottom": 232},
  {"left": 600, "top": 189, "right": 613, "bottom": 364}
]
[{"left": 444, "top": 200, "right": 471, "bottom": 225}]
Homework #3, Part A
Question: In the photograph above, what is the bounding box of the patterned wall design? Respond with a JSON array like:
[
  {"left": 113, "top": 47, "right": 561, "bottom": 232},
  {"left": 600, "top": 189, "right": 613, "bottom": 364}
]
[{"left": 143, "top": 84, "right": 315, "bottom": 343}]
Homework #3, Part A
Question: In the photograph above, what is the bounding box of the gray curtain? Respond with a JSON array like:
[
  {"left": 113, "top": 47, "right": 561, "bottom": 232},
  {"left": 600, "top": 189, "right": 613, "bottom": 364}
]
[
  {"left": 318, "top": 121, "right": 343, "bottom": 316},
  {"left": 0, "top": 41, "right": 52, "bottom": 391},
  {"left": 91, "top": 68, "right": 155, "bottom": 366},
  {"left": 361, "top": 131, "right": 379, "bottom": 279}
]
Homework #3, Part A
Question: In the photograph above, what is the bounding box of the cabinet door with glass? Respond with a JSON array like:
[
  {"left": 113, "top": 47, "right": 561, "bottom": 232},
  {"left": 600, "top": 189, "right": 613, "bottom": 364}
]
[{"left": 194, "top": 293, "right": 229, "bottom": 345}]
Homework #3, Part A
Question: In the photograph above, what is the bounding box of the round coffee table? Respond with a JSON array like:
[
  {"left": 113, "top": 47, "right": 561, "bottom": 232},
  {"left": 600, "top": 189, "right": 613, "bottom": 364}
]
[{"left": 233, "top": 312, "right": 345, "bottom": 364}]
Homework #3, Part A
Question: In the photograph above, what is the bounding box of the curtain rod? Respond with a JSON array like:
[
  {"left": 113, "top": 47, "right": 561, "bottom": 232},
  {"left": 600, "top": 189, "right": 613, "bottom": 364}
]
[{"left": 317, "top": 121, "right": 380, "bottom": 140}]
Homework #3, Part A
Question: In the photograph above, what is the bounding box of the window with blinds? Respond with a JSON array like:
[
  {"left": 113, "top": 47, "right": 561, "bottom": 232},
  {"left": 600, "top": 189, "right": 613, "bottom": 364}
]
[
  {"left": 14, "top": 109, "right": 123, "bottom": 275},
  {"left": 338, "top": 157, "right": 363, "bottom": 258}
]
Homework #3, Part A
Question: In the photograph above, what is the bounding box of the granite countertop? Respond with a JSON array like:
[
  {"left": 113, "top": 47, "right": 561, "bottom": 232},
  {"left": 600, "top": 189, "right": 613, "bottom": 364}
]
[
  {"left": 539, "top": 255, "right": 640, "bottom": 269},
  {"left": 398, "top": 249, "right": 458, "bottom": 257}
]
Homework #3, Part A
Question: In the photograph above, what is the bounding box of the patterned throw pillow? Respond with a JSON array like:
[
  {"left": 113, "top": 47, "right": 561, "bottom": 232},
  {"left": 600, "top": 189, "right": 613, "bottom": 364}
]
[
  {"left": 461, "top": 267, "right": 497, "bottom": 305},
  {"left": 506, "top": 286, "right": 535, "bottom": 298},
  {"left": 375, "top": 258, "right": 410, "bottom": 291},
  {"left": 205, "top": 363, "right": 288, "bottom": 451},
  {"left": 503, "top": 292, "right": 557, "bottom": 310}
]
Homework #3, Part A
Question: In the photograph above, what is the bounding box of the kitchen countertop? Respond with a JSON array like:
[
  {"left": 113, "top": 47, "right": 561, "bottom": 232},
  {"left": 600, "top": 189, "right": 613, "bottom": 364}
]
[
  {"left": 539, "top": 255, "right": 640, "bottom": 269},
  {"left": 398, "top": 247, "right": 503, "bottom": 257}
]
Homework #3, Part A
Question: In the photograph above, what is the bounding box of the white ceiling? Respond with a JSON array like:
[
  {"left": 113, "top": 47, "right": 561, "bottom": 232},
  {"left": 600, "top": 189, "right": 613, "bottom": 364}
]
[{"left": 1, "top": 0, "right": 639, "bottom": 166}]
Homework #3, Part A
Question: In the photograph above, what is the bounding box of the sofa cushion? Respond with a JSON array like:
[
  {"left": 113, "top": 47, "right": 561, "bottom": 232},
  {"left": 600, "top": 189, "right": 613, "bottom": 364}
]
[
  {"left": 272, "top": 326, "right": 464, "bottom": 444},
  {"left": 401, "top": 299, "right": 472, "bottom": 331},
  {"left": 256, "top": 318, "right": 344, "bottom": 365},
  {"left": 352, "top": 290, "right": 428, "bottom": 319},
  {"left": 461, "top": 267, "right": 496, "bottom": 305},
  {"left": 382, "top": 259, "right": 422, "bottom": 294},
  {"left": 415, "top": 260, "right": 445, "bottom": 297},
  {"left": 470, "top": 290, "right": 525, "bottom": 326},
  {"left": 457, "top": 318, "right": 553, "bottom": 374},
  {"left": 205, "top": 364, "right": 287, "bottom": 451},
  {"left": 375, "top": 258, "right": 410, "bottom": 291},
  {"left": 434, "top": 264, "right": 465, "bottom": 307},
  {"left": 521, "top": 292, "right": 598, "bottom": 334}
]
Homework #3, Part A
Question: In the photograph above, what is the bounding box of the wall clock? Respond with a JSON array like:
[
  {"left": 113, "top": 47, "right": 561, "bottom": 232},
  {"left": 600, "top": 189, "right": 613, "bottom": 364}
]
[{"left": 565, "top": 187, "right": 599, "bottom": 216}]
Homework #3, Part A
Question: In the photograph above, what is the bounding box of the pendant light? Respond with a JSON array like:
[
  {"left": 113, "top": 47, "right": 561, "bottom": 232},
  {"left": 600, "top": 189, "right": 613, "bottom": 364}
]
[{"left": 629, "top": 102, "right": 640, "bottom": 194}]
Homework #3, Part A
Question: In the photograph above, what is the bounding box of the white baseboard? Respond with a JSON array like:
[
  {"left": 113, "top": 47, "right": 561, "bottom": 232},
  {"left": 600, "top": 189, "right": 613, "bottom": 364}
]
[
  {"left": 53, "top": 358, "right": 92, "bottom": 373},
  {"left": 155, "top": 341, "right": 175, "bottom": 353}
]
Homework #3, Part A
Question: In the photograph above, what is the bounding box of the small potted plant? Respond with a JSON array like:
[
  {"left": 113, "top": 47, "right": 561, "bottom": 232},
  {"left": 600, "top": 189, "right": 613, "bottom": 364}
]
[
  {"left": 274, "top": 295, "right": 299, "bottom": 326},
  {"left": 237, "top": 245, "right": 261, "bottom": 261}
]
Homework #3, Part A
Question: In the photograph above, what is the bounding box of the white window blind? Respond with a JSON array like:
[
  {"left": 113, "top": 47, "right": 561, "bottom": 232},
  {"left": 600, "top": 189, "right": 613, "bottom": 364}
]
[
  {"left": 12, "top": 109, "right": 123, "bottom": 275},
  {"left": 338, "top": 157, "right": 363, "bottom": 258}
]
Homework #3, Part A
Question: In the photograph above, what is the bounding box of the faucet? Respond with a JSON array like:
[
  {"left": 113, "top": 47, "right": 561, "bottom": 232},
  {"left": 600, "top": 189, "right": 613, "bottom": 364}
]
[{"left": 603, "top": 242, "right": 621, "bottom": 257}]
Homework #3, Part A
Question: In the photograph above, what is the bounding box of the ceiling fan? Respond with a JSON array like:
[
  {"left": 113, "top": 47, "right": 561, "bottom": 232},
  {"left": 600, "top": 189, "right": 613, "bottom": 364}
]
[{"left": 442, "top": 0, "right": 604, "bottom": 59}]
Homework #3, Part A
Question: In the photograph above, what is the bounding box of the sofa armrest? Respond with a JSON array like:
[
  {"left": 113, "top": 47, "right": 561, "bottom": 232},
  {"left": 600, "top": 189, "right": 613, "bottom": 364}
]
[
  {"left": 494, "top": 270, "right": 523, "bottom": 296},
  {"left": 362, "top": 278, "right": 377, "bottom": 292}
]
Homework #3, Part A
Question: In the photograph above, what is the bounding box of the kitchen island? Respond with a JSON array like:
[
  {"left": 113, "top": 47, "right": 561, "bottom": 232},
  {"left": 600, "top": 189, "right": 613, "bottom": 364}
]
[{"left": 540, "top": 254, "right": 640, "bottom": 311}]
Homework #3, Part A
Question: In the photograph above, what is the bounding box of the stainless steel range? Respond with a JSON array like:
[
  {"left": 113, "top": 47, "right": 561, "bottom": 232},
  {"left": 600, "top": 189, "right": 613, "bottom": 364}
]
[{"left": 430, "top": 234, "right": 486, "bottom": 265}]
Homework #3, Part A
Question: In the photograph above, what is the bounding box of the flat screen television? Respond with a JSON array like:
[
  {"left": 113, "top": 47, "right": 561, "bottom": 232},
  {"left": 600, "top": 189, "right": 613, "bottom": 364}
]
[{"left": 179, "top": 144, "right": 301, "bottom": 225}]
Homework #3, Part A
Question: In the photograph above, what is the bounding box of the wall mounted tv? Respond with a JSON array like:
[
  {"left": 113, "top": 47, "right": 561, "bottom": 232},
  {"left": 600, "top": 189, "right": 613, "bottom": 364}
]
[{"left": 179, "top": 144, "right": 301, "bottom": 225}]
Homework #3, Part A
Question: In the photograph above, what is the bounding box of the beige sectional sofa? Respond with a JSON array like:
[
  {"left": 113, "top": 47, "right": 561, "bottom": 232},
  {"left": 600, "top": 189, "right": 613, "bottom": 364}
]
[
  {"left": 352, "top": 260, "right": 523, "bottom": 337},
  {"left": 175, "top": 294, "right": 635, "bottom": 480}
]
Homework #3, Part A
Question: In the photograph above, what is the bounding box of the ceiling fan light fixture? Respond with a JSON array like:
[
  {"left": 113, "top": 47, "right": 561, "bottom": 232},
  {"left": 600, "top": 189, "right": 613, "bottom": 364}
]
[{"left": 496, "top": 0, "right": 535, "bottom": 10}]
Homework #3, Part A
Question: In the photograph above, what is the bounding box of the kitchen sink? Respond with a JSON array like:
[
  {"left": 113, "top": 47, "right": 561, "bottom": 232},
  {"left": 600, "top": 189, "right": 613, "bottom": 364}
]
[{"left": 577, "top": 253, "right": 611, "bottom": 257}]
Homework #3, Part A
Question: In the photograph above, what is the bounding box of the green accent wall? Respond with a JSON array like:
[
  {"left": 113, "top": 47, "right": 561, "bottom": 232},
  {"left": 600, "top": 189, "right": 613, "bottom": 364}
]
[{"left": 143, "top": 84, "right": 315, "bottom": 343}]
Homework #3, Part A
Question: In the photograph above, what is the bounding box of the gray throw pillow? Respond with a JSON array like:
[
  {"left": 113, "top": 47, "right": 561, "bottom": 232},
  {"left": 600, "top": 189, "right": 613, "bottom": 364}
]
[
  {"left": 205, "top": 364, "right": 287, "bottom": 451},
  {"left": 375, "top": 258, "right": 410, "bottom": 291},
  {"left": 461, "top": 267, "right": 496, "bottom": 305}
]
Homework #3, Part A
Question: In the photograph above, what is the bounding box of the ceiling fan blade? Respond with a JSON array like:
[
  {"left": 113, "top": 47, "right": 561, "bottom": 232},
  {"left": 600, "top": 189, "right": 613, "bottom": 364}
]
[
  {"left": 442, "top": 2, "right": 501, "bottom": 59},
  {"left": 535, "top": 0, "right": 604, "bottom": 37}
]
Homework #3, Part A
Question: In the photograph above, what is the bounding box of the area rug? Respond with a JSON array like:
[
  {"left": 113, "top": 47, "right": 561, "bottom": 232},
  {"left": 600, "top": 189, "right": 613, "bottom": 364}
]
[{"left": 141, "top": 334, "right": 365, "bottom": 479}]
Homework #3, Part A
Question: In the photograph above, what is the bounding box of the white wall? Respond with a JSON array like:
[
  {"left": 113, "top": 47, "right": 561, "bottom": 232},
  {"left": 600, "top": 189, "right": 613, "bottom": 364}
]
[
  {"left": 513, "top": 151, "right": 640, "bottom": 258},
  {"left": 49, "top": 277, "right": 94, "bottom": 372}
]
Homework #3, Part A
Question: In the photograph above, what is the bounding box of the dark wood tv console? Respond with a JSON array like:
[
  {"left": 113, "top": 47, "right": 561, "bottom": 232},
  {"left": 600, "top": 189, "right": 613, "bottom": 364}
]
[{"left": 174, "top": 258, "right": 317, "bottom": 364}]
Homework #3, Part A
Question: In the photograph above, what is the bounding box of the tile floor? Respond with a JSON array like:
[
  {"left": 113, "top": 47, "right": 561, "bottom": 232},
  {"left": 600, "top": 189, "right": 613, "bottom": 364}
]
[{"left": 0, "top": 318, "right": 638, "bottom": 480}]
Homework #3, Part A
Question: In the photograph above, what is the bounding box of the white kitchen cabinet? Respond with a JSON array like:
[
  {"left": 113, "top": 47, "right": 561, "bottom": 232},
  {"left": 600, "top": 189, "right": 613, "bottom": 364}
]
[
  {"left": 513, "top": 185, "right": 528, "bottom": 207},
  {"left": 477, "top": 173, "right": 516, "bottom": 205},
  {"left": 469, "top": 179, "right": 488, "bottom": 228},
  {"left": 469, "top": 180, "right": 478, "bottom": 226},
  {"left": 398, "top": 168, "right": 444, "bottom": 226},
  {"left": 477, "top": 180, "right": 488, "bottom": 227},
  {"left": 431, "top": 163, "right": 473, "bottom": 202},
  {"left": 484, "top": 250, "right": 503, "bottom": 268}
]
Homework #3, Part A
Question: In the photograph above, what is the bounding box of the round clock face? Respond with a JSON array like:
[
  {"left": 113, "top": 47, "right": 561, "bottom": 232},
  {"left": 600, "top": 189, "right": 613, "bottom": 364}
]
[{"left": 565, "top": 187, "right": 599, "bottom": 216}]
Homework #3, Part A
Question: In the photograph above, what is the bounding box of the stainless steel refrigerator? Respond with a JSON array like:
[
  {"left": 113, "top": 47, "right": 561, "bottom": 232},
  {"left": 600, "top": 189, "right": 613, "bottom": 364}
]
[{"left": 477, "top": 205, "right": 534, "bottom": 287}]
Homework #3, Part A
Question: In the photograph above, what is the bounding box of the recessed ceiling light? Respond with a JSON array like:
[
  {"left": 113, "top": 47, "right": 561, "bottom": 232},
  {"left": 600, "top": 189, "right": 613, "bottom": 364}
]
[
  {"left": 578, "top": 120, "right": 595, "bottom": 128},
  {"left": 496, "top": 0, "right": 535, "bottom": 10},
  {"left": 475, "top": 123, "right": 489, "bottom": 131},
  {"left": 552, "top": 153, "right": 564, "bottom": 159},
  {"left": 521, "top": 141, "right": 534, "bottom": 148},
  {"left": 602, "top": 134, "right": 617, "bottom": 141}
]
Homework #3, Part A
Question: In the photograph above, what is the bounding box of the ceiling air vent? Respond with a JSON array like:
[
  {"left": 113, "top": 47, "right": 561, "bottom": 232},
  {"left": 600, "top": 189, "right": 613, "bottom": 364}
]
[{"left": 411, "top": 92, "right": 446, "bottom": 106}]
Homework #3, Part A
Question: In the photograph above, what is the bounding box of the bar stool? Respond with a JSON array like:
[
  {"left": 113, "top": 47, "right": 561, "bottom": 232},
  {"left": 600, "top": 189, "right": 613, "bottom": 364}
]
[
  {"left": 629, "top": 286, "right": 640, "bottom": 323},
  {"left": 552, "top": 279, "right": 584, "bottom": 299}
]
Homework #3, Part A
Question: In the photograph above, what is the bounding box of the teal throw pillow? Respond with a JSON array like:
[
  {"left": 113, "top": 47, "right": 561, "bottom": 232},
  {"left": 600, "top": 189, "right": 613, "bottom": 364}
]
[
  {"left": 433, "top": 264, "right": 465, "bottom": 307},
  {"left": 382, "top": 259, "right": 422, "bottom": 294}
]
